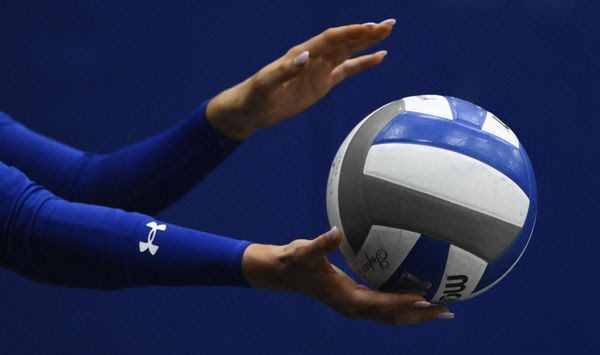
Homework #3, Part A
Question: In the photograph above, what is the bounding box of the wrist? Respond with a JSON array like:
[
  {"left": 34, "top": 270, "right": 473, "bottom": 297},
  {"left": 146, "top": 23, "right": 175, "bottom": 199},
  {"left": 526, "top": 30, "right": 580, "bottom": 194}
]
[
  {"left": 241, "top": 243, "right": 286, "bottom": 290},
  {"left": 206, "top": 91, "right": 256, "bottom": 141}
]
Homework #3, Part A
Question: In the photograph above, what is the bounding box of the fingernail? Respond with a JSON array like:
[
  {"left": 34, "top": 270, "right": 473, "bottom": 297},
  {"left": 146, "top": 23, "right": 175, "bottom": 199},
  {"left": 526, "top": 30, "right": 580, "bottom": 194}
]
[
  {"left": 413, "top": 301, "right": 431, "bottom": 308},
  {"left": 294, "top": 51, "right": 309, "bottom": 66},
  {"left": 380, "top": 18, "right": 396, "bottom": 26},
  {"left": 362, "top": 22, "right": 377, "bottom": 27},
  {"left": 378, "top": 50, "right": 388, "bottom": 57},
  {"left": 437, "top": 312, "right": 455, "bottom": 320},
  {"left": 326, "top": 226, "right": 337, "bottom": 241}
]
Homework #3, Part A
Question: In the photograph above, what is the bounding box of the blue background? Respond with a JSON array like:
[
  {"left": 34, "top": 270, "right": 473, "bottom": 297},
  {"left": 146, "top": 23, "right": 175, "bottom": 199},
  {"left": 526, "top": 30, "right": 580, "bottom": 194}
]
[{"left": 0, "top": 1, "right": 597, "bottom": 354}]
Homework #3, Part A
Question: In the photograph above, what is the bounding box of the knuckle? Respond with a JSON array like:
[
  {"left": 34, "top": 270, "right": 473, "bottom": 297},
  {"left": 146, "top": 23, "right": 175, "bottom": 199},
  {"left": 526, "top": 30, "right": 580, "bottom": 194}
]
[
  {"left": 286, "top": 46, "right": 301, "bottom": 56},
  {"left": 278, "top": 249, "right": 299, "bottom": 266},
  {"left": 279, "top": 246, "right": 301, "bottom": 265},
  {"left": 324, "top": 26, "right": 337, "bottom": 35},
  {"left": 398, "top": 293, "right": 426, "bottom": 305},
  {"left": 279, "top": 239, "right": 312, "bottom": 265},
  {"left": 337, "top": 306, "right": 358, "bottom": 319},
  {"left": 393, "top": 316, "right": 411, "bottom": 326},
  {"left": 248, "top": 74, "right": 264, "bottom": 90},
  {"left": 409, "top": 311, "right": 430, "bottom": 324},
  {"left": 394, "top": 309, "right": 425, "bottom": 325},
  {"left": 379, "top": 311, "right": 399, "bottom": 325},
  {"left": 391, "top": 316, "right": 405, "bottom": 326},
  {"left": 276, "top": 61, "right": 288, "bottom": 73},
  {"left": 321, "top": 28, "right": 335, "bottom": 42}
]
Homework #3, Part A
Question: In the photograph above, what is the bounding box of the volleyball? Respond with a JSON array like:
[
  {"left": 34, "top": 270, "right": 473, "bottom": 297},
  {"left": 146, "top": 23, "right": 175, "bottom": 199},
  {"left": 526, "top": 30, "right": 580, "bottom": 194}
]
[{"left": 326, "top": 95, "right": 537, "bottom": 303}]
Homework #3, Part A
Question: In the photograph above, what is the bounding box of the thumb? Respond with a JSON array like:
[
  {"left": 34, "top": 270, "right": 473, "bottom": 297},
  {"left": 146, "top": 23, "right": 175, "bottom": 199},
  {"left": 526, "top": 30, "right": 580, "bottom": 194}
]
[
  {"left": 306, "top": 226, "right": 342, "bottom": 256},
  {"left": 258, "top": 51, "right": 309, "bottom": 89}
]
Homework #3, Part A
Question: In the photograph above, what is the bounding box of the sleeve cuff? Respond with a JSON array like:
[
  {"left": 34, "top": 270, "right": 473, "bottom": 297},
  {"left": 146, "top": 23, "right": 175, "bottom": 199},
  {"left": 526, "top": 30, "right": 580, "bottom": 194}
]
[
  {"left": 190, "top": 100, "right": 245, "bottom": 148},
  {"left": 232, "top": 240, "right": 253, "bottom": 287}
]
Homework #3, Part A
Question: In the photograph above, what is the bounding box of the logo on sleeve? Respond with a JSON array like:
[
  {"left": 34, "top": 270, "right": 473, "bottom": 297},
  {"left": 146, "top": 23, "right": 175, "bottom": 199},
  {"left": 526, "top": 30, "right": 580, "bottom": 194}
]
[{"left": 139, "top": 221, "right": 167, "bottom": 255}]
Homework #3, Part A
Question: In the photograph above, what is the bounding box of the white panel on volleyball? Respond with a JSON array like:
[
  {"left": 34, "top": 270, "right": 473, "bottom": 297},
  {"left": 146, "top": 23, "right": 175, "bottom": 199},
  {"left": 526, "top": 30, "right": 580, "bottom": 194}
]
[
  {"left": 401, "top": 95, "right": 453, "bottom": 120},
  {"left": 348, "top": 225, "right": 421, "bottom": 288},
  {"left": 326, "top": 101, "right": 400, "bottom": 261},
  {"left": 481, "top": 111, "right": 520, "bottom": 148},
  {"left": 431, "top": 245, "right": 488, "bottom": 303},
  {"left": 363, "top": 143, "right": 530, "bottom": 228}
]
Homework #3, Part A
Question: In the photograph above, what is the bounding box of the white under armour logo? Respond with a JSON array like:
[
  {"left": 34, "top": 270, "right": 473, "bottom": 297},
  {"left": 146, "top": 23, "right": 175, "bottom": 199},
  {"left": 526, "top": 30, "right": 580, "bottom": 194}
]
[{"left": 139, "top": 221, "right": 167, "bottom": 255}]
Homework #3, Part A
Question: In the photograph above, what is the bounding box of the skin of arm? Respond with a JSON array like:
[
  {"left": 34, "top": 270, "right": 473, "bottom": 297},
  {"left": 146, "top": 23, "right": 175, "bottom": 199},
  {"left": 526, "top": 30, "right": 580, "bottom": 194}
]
[{"left": 205, "top": 20, "right": 454, "bottom": 324}]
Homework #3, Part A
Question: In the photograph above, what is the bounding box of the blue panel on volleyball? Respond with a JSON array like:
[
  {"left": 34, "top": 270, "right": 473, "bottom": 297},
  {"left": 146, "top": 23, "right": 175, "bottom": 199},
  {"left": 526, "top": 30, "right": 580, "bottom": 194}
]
[
  {"left": 372, "top": 111, "right": 531, "bottom": 195},
  {"left": 379, "top": 234, "right": 449, "bottom": 300},
  {"left": 446, "top": 96, "right": 488, "bottom": 128}
]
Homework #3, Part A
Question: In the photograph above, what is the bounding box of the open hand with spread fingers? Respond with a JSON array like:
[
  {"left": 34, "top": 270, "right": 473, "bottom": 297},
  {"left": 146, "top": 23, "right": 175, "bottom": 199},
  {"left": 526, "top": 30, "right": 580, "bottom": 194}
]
[
  {"left": 242, "top": 227, "right": 455, "bottom": 325},
  {"left": 206, "top": 19, "right": 396, "bottom": 140}
]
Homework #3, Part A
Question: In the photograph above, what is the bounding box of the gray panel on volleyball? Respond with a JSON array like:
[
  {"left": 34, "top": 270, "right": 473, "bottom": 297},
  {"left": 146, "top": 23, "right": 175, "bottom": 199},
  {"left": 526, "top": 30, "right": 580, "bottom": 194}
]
[
  {"left": 338, "top": 99, "right": 405, "bottom": 255},
  {"left": 338, "top": 100, "right": 522, "bottom": 262},
  {"left": 361, "top": 176, "right": 521, "bottom": 262}
]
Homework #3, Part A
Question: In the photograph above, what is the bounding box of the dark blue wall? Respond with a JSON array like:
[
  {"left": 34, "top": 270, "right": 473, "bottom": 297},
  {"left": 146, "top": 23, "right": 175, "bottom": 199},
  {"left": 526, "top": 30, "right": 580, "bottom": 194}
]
[{"left": 1, "top": 1, "right": 597, "bottom": 354}]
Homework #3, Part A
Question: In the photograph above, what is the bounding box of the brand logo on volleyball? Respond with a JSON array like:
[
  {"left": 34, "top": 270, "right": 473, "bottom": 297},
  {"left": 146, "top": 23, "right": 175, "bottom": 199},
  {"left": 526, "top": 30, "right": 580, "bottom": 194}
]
[
  {"left": 361, "top": 248, "right": 390, "bottom": 273},
  {"left": 439, "top": 275, "right": 469, "bottom": 302}
]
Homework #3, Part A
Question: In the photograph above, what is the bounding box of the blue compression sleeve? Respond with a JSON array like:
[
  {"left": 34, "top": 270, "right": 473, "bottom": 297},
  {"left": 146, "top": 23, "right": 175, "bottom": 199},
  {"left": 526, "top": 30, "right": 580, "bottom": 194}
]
[
  {"left": 0, "top": 161, "right": 251, "bottom": 289},
  {"left": 0, "top": 101, "right": 239, "bottom": 215}
]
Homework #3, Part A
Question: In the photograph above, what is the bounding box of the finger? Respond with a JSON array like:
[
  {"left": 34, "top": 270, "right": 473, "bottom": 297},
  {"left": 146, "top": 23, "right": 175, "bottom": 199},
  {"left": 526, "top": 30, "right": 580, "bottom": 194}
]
[
  {"left": 294, "top": 24, "right": 368, "bottom": 56},
  {"left": 342, "top": 25, "right": 393, "bottom": 59},
  {"left": 328, "top": 20, "right": 395, "bottom": 63},
  {"left": 330, "top": 50, "right": 387, "bottom": 86},
  {"left": 350, "top": 287, "right": 456, "bottom": 324},
  {"left": 304, "top": 226, "right": 341, "bottom": 256},
  {"left": 392, "top": 306, "right": 454, "bottom": 325},
  {"left": 254, "top": 51, "right": 310, "bottom": 90},
  {"left": 353, "top": 287, "right": 428, "bottom": 312},
  {"left": 293, "top": 22, "right": 392, "bottom": 58},
  {"left": 355, "top": 291, "right": 454, "bottom": 325}
]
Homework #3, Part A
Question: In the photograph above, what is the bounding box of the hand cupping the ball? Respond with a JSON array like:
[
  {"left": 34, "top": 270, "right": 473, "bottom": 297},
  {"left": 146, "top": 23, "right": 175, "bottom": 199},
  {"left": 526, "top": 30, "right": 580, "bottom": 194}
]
[{"left": 215, "top": 20, "right": 534, "bottom": 325}]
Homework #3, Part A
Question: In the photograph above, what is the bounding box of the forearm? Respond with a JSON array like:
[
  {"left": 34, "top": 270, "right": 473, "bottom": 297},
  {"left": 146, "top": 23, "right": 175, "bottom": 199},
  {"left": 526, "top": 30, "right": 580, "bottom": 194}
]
[
  {"left": 0, "top": 102, "right": 241, "bottom": 215},
  {"left": 0, "top": 162, "right": 251, "bottom": 289},
  {"left": 73, "top": 101, "right": 242, "bottom": 214}
]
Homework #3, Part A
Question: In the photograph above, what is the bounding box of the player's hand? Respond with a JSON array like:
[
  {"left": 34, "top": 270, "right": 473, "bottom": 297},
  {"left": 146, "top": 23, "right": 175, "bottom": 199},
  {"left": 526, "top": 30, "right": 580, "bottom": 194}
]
[
  {"left": 206, "top": 20, "right": 396, "bottom": 140},
  {"left": 241, "top": 227, "right": 455, "bottom": 325}
]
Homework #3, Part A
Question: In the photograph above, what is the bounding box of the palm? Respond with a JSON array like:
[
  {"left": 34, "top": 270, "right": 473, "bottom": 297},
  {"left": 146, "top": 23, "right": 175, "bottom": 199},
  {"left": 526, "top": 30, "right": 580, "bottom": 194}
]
[
  {"left": 281, "top": 230, "right": 451, "bottom": 324},
  {"left": 281, "top": 237, "right": 362, "bottom": 304}
]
